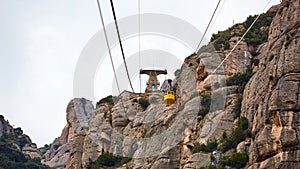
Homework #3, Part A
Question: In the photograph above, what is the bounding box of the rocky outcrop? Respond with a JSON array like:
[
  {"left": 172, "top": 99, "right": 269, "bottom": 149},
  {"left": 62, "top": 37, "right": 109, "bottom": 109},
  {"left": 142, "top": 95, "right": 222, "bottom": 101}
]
[
  {"left": 225, "top": 36, "right": 252, "bottom": 77},
  {"left": 0, "top": 115, "right": 43, "bottom": 159},
  {"left": 242, "top": 0, "right": 300, "bottom": 168},
  {"left": 62, "top": 49, "right": 242, "bottom": 168},
  {"left": 60, "top": 98, "right": 94, "bottom": 144},
  {"left": 43, "top": 98, "right": 94, "bottom": 168},
  {"left": 183, "top": 152, "right": 211, "bottom": 169},
  {"left": 22, "top": 139, "right": 42, "bottom": 159},
  {"left": 0, "top": 115, "right": 13, "bottom": 137},
  {"left": 66, "top": 131, "right": 86, "bottom": 169},
  {"left": 44, "top": 1, "right": 300, "bottom": 168}
]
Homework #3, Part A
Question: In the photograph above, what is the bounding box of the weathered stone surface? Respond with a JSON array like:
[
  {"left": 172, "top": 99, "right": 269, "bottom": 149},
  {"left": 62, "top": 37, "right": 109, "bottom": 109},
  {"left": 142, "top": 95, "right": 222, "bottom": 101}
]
[
  {"left": 242, "top": 0, "right": 300, "bottom": 168},
  {"left": 43, "top": 98, "right": 94, "bottom": 168},
  {"left": 183, "top": 152, "right": 211, "bottom": 169},
  {"left": 248, "top": 150, "right": 300, "bottom": 169},
  {"left": 150, "top": 146, "right": 181, "bottom": 169},
  {"left": 43, "top": 143, "right": 71, "bottom": 169},
  {"left": 237, "top": 140, "right": 251, "bottom": 153},
  {"left": 0, "top": 116, "right": 42, "bottom": 160},
  {"left": 199, "top": 89, "right": 236, "bottom": 144},
  {"left": 225, "top": 36, "right": 252, "bottom": 76},
  {"left": 46, "top": 1, "right": 300, "bottom": 169},
  {"left": 22, "top": 143, "right": 42, "bottom": 159},
  {"left": 66, "top": 131, "right": 86, "bottom": 169},
  {"left": 60, "top": 98, "right": 94, "bottom": 145},
  {"left": 0, "top": 116, "right": 13, "bottom": 137}
]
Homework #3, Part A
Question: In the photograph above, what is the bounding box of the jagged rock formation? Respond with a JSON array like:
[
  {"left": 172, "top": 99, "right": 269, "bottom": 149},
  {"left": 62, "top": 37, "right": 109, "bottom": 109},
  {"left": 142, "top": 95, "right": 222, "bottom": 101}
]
[
  {"left": 0, "top": 115, "right": 13, "bottom": 137},
  {"left": 242, "top": 0, "right": 300, "bottom": 168},
  {"left": 42, "top": 98, "right": 94, "bottom": 169},
  {"left": 42, "top": 1, "right": 300, "bottom": 168},
  {"left": 56, "top": 51, "right": 238, "bottom": 169},
  {"left": 0, "top": 115, "right": 42, "bottom": 159},
  {"left": 0, "top": 115, "right": 47, "bottom": 168}
]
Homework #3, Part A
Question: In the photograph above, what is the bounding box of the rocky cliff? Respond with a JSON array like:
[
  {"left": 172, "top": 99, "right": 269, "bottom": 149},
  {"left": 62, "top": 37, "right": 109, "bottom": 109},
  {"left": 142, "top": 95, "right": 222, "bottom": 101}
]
[
  {"left": 242, "top": 0, "right": 300, "bottom": 168},
  {"left": 43, "top": 0, "right": 300, "bottom": 168},
  {"left": 0, "top": 115, "right": 48, "bottom": 168},
  {"left": 42, "top": 98, "right": 94, "bottom": 169}
]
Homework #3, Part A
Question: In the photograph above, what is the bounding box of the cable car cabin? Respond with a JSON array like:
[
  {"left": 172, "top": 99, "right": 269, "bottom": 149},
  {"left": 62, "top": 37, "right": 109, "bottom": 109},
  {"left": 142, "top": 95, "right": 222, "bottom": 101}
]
[
  {"left": 161, "top": 79, "right": 175, "bottom": 106},
  {"left": 164, "top": 90, "right": 175, "bottom": 106}
]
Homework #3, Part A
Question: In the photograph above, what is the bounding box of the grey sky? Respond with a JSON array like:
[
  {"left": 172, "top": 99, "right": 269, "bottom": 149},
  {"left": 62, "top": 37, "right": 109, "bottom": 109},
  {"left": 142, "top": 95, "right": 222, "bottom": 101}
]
[{"left": 0, "top": 0, "right": 279, "bottom": 147}]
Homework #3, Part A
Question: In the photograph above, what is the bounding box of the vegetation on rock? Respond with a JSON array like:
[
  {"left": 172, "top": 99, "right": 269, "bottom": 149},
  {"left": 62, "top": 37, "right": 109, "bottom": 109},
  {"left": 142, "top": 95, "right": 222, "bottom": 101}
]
[
  {"left": 87, "top": 151, "right": 131, "bottom": 169},
  {"left": 220, "top": 117, "right": 250, "bottom": 153},
  {"left": 226, "top": 72, "right": 252, "bottom": 87},
  {"left": 243, "top": 12, "right": 276, "bottom": 48},
  {"left": 96, "top": 95, "right": 116, "bottom": 107},
  {"left": 138, "top": 98, "right": 150, "bottom": 110},
  {"left": 198, "top": 92, "right": 212, "bottom": 118},
  {"left": 0, "top": 133, "right": 49, "bottom": 169},
  {"left": 220, "top": 152, "right": 248, "bottom": 169},
  {"left": 198, "top": 11, "right": 275, "bottom": 53},
  {"left": 226, "top": 72, "right": 252, "bottom": 117},
  {"left": 193, "top": 140, "right": 218, "bottom": 153}
]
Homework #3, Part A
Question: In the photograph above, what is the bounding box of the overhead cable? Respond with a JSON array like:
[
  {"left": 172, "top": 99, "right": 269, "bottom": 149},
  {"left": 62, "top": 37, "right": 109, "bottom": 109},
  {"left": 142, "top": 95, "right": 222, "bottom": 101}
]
[
  {"left": 195, "top": 0, "right": 222, "bottom": 52},
  {"left": 212, "top": 0, "right": 273, "bottom": 74},
  {"left": 109, "top": 0, "right": 135, "bottom": 93}
]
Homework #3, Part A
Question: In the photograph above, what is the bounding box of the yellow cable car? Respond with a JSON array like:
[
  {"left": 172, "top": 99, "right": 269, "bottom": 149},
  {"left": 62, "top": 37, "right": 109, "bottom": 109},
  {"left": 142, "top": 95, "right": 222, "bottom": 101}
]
[{"left": 164, "top": 90, "right": 175, "bottom": 106}]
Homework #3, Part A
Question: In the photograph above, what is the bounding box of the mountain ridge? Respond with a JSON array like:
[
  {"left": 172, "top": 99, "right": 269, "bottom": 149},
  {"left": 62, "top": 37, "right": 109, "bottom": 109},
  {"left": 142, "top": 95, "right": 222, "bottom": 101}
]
[{"left": 1, "top": 0, "right": 299, "bottom": 168}]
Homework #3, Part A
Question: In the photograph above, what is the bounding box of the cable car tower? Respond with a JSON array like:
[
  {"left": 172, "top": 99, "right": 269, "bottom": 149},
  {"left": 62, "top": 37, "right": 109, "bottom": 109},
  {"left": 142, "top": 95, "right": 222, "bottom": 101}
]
[{"left": 140, "top": 69, "right": 167, "bottom": 93}]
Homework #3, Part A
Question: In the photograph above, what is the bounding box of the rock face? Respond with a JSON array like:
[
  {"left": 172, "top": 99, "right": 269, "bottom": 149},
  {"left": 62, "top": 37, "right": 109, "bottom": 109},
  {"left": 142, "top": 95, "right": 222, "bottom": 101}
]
[
  {"left": 0, "top": 115, "right": 13, "bottom": 137},
  {"left": 45, "top": 1, "right": 300, "bottom": 168},
  {"left": 61, "top": 52, "right": 239, "bottom": 168},
  {"left": 60, "top": 98, "right": 94, "bottom": 144},
  {"left": 22, "top": 137, "right": 43, "bottom": 159},
  {"left": 66, "top": 131, "right": 86, "bottom": 169},
  {"left": 0, "top": 115, "right": 42, "bottom": 159},
  {"left": 242, "top": 0, "right": 300, "bottom": 168},
  {"left": 43, "top": 98, "right": 94, "bottom": 169}
]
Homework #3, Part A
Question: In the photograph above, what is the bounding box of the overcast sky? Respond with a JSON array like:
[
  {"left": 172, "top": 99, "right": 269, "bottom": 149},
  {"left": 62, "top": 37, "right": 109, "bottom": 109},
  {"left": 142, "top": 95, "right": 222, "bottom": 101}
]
[{"left": 0, "top": 0, "right": 280, "bottom": 147}]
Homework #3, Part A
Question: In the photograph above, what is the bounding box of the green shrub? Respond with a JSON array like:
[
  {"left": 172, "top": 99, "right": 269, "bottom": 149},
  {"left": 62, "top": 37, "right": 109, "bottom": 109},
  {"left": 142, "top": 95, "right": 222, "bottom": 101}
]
[
  {"left": 226, "top": 73, "right": 252, "bottom": 87},
  {"left": 200, "top": 164, "right": 225, "bottom": 169},
  {"left": 243, "top": 12, "right": 276, "bottom": 48},
  {"left": 220, "top": 117, "right": 249, "bottom": 152},
  {"left": 222, "top": 131, "right": 228, "bottom": 140},
  {"left": 210, "top": 30, "right": 231, "bottom": 51},
  {"left": 198, "top": 93, "right": 211, "bottom": 116},
  {"left": 220, "top": 152, "right": 248, "bottom": 169},
  {"left": 193, "top": 140, "right": 218, "bottom": 153},
  {"left": 233, "top": 94, "right": 243, "bottom": 118},
  {"left": 97, "top": 95, "right": 115, "bottom": 107},
  {"left": 87, "top": 151, "right": 131, "bottom": 168},
  {"left": 138, "top": 98, "right": 150, "bottom": 110},
  {"left": 197, "top": 11, "right": 276, "bottom": 54},
  {"left": 0, "top": 134, "right": 49, "bottom": 169},
  {"left": 17, "top": 136, "right": 30, "bottom": 149},
  {"left": 237, "top": 117, "right": 249, "bottom": 131}
]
